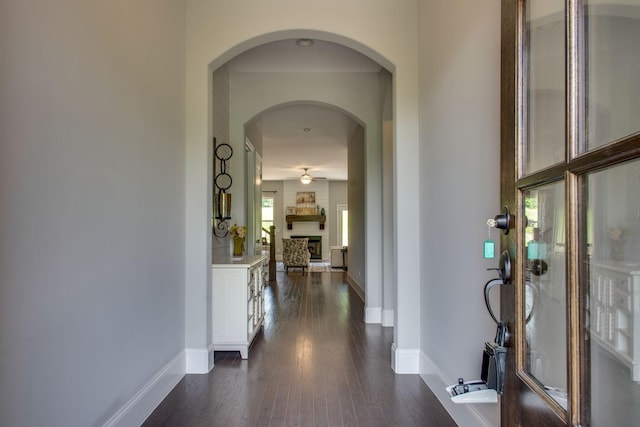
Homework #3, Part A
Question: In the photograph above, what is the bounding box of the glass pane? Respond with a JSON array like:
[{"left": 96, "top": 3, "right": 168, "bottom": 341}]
[
  {"left": 524, "top": 1, "right": 566, "bottom": 175},
  {"left": 261, "top": 197, "right": 274, "bottom": 243},
  {"left": 262, "top": 197, "right": 274, "bottom": 221},
  {"left": 584, "top": 1, "right": 640, "bottom": 151},
  {"left": 524, "top": 181, "right": 568, "bottom": 408},
  {"left": 586, "top": 159, "right": 640, "bottom": 425},
  {"left": 341, "top": 210, "right": 349, "bottom": 246}
]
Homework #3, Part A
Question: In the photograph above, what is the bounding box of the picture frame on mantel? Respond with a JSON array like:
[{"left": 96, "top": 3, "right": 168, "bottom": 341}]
[
  {"left": 286, "top": 206, "right": 296, "bottom": 215},
  {"left": 296, "top": 191, "right": 316, "bottom": 215}
]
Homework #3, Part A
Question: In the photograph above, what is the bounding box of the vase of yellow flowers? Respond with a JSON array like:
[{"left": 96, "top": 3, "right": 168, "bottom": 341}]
[
  {"left": 230, "top": 224, "right": 247, "bottom": 257},
  {"left": 608, "top": 226, "right": 627, "bottom": 261}
]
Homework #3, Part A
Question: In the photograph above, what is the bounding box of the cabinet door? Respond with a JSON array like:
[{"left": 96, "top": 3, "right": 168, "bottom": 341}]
[
  {"left": 246, "top": 267, "right": 255, "bottom": 333},
  {"left": 212, "top": 269, "right": 248, "bottom": 340}
]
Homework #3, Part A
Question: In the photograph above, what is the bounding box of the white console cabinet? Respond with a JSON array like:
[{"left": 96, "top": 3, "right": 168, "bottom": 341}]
[
  {"left": 212, "top": 254, "right": 266, "bottom": 359},
  {"left": 590, "top": 262, "right": 640, "bottom": 381}
]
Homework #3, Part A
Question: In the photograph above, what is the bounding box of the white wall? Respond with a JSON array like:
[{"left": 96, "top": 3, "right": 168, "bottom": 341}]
[
  {"left": 418, "top": 1, "right": 501, "bottom": 425},
  {"left": 0, "top": 1, "right": 186, "bottom": 426}
]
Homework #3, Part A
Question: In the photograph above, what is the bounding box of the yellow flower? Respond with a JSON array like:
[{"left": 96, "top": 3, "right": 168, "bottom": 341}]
[
  {"left": 230, "top": 224, "right": 247, "bottom": 239},
  {"left": 608, "top": 226, "right": 627, "bottom": 241}
]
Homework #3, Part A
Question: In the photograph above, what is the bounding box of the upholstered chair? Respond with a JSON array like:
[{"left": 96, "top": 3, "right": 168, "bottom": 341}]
[{"left": 282, "top": 238, "right": 311, "bottom": 274}]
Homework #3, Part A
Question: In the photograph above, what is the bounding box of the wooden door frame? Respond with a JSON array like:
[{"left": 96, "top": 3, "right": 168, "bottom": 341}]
[
  {"left": 500, "top": 1, "right": 568, "bottom": 424},
  {"left": 499, "top": 0, "right": 517, "bottom": 212},
  {"left": 499, "top": 0, "right": 518, "bottom": 419},
  {"left": 501, "top": 1, "right": 640, "bottom": 425}
]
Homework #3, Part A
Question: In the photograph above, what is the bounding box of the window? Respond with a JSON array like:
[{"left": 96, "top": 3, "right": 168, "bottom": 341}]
[
  {"left": 337, "top": 204, "right": 348, "bottom": 246},
  {"left": 261, "top": 196, "right": 274, "bottom": 244}
]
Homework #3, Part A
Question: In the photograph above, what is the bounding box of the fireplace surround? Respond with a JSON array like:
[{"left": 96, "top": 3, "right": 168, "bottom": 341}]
[{"left": 292, "top": 235, "right": 322, "bottom": 260}]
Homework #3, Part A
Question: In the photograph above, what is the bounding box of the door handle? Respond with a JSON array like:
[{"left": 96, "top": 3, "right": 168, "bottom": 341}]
[
  {"left": 484, "top": 251, "right": 512, "bottom": 322},
  {"left": 488, "top": 250, "right": 511, "bottom": 284},
  {"left": 484, "top": 278, "right": 504, "bottom": 325},
  {"left": 498, "top": 250, "right": 511, "bottom": 283}
]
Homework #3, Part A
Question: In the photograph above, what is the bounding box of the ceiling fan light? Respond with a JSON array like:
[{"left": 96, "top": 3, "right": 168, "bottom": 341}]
[
  {"left": 300, "top": 173, "right": 312, "bottom": 184},
  {"left": 296, "top": 38, "right": 315, "bottom": 47}
]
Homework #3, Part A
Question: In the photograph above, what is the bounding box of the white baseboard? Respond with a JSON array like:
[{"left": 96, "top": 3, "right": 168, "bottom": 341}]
[
  {"left": 420, "top": 352, "right": 498, "bottom": 427},
  {"left": 185, "top": 344, "right": 215, "bottom": 374},
  {"left": 391, "top": 343, "right": 420, "bottom": 373},
  {"left": 345, "top": 272, "right": 365, "bottom": 301},
  {"left": 382, "top": 309, "right": 394, "bottom": 327},
  {"left": 365, "top": 306, "right": 382, "bottom": 324},
  {"left": 103, "top": 351, "right": 185, "bottom": 427}
]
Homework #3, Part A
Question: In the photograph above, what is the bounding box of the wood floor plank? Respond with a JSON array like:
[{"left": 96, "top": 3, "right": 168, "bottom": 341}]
[{"left": 143, "top": 272, "right": 456, "bottom": 427}]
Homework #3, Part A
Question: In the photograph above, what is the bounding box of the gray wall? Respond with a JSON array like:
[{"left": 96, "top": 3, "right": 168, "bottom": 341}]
[
  {"left": 212, "top": 65, "right": 232, "bottom": 260},
  {"left": 0, "top": 1, "right": 186, "bottom": 425},
  {"left": 380, "top": 70, "right": 395, "bottom": 326},
  {"left": 348, "top": 125, "right": 366, "bottom": 290},
  {"left": 419, "top": 0, "right": 501, "bottom": 424}
]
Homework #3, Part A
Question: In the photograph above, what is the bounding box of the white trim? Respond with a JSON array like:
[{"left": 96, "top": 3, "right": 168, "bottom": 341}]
[
  {"left": 103, "top": 351, "right": 185, "bottom": 427},
  {"left": 185, "top": 345, "right": 215, "bottom": 374},
  {"left": 391, "top": 343, "right": 420, "bottom": 373},
  {"left": 382, "top": 309, "right": 394, "bottom": 327},
  {"left": 420, "top": 352, "right": 498, "bottom": 427},
  {"left": 346, "top": 272, "right": 364, "bottom": 301},
  {"left": 365, "top": 306, "right": 382, "bottom": 324}
]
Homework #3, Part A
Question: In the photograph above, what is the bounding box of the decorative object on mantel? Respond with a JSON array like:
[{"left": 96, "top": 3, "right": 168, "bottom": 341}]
[
  {"left": 230, "top": 224, "right": 247, "bottom": 257},
  {"left": 296, "top": 191, "right": 316, "bottom": 215},
  {"left": 320, "top": 207, "right": 325, "bottom": 216},
  {"left": 213, "top": 138, "right": 233, "bottom": 237}
]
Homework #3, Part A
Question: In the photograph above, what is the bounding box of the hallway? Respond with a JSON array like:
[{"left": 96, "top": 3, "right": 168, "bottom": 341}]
[{"left": 144, "top": 272, "right": 455, "bottom": 426}]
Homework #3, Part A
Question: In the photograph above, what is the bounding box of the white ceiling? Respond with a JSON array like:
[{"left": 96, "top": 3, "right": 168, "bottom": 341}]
[
  {"left": 228, "top": 39, "right": 381, "bottom": 182},
  {"left": 229, "top": 39, "right": 382, "bottom": 73},
  {"left": 254, "top": 104, "right": 357, "bottom": 181}
]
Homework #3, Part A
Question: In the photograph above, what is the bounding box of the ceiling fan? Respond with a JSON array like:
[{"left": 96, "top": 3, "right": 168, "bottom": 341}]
[{"left": 287, "top": 168, "right": 327, "bottom": 184}]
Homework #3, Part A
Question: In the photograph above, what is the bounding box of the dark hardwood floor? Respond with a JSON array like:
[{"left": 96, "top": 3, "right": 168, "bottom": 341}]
[{"left": 143, "top": 271, "right": 456, "bottom": 427}]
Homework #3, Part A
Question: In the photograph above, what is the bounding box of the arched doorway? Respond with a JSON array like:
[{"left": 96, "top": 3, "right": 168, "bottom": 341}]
[{"left": 185, "top": 24, "right": 420, "bottom": 374}]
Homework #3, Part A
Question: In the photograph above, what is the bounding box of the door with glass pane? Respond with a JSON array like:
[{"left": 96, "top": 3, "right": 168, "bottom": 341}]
[{"left": 501, "top": 0, "right": 640, "bottom": 425}]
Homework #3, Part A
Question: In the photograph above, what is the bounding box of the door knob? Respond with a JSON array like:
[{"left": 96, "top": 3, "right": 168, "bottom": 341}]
[{"left": 487, "top": 206, "right": 512, "bottom": 235}]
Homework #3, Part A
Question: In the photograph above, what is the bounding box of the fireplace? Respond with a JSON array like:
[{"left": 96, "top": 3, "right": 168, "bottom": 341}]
[{"left": 292, "top": 235, "right": 322, "bottom": 260}]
